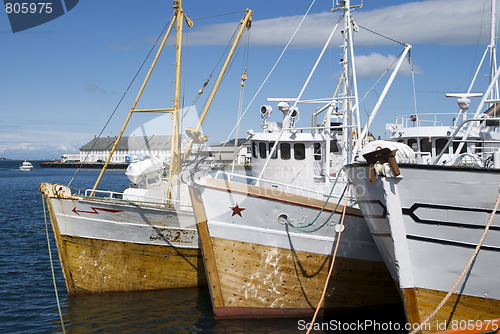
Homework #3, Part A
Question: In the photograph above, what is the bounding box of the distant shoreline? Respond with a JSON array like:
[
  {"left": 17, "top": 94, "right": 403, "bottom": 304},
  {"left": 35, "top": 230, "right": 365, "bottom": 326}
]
[{"left": 40, "top": 162, "right": 129, "bottom": 169}]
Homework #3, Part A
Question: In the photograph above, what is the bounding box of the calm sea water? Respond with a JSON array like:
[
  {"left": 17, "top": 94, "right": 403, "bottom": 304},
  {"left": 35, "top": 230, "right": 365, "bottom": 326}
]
[{"left": 0, "top": 160, "right": 406, "bottom": 333}]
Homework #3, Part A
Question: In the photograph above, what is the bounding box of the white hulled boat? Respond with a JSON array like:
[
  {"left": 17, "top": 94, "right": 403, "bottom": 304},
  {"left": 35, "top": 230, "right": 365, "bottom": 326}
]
[
  {"left": 346, "top": 0, "right": 500, "bottom": 332},
  {"left": 187, "top": 0, "right": 406, "bottom": 318},
  {"left": 19, "top": 160, "right": 33, "bottom": 171},
  {"left": 40, "top": 1, "right": 253, "bottom": 294}
]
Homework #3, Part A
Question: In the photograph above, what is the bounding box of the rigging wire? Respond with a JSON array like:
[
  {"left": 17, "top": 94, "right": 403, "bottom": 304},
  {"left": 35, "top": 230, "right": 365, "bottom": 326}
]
[
  {"left": 42, "top": 195, "right": 66, "bottom": 334},
  {"left": 181, "top": 17, "right": 244, "bottom": 123},
  {"left": 358, "top": 24, "right": 406, "bottom": 46},
  {"left": 357, "top": 47, "right": 408, "bottom": 118},
  {"left": 231, "top": 28, "right": 251, "bottom": 171},
  {"left": 67, "top": 14, "right": 175, "bottom": 187},
  {"left": 410, "top": 51, "right": 423, "bottom": 152},
  {"left": 191, "top": 10, "right": 245, "bottom": 22},
  {"left": 467, "top": 0, "right": 487, "bottom": 89},
  {"left": 209, "top": 0, "right": 318, "bottom": 168}
]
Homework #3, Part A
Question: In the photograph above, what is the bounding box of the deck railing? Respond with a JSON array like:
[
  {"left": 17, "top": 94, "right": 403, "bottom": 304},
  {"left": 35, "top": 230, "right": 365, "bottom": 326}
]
[
  {"left": 213, "top": 170, "right": 346, "bottom": 201},
  {"left": 81, "top": 188, "right": 192, "bottom": 211},
  {"left": 394, "top": 113, "right": 463, "bottom": 128}
]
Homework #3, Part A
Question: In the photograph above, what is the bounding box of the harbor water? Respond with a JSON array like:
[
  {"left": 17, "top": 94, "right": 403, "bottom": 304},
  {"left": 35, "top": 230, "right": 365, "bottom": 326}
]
[{"left": 0, "top": 160, "right": 406, "bottom": 333}]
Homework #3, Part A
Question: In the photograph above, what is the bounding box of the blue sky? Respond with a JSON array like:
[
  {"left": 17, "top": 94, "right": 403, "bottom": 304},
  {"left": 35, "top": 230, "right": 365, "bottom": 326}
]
[{"left": 0, "top": 0, "right": 495, "bottom": 159}]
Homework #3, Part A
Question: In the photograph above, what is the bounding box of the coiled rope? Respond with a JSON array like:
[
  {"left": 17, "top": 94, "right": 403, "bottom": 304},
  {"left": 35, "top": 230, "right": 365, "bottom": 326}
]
[
  {"left": 42, "top": 195, "right": 66, "bottom": 333},
  {"left": 410, "top": 191, "right": 500, "bottom": 334},
  {"left": 306, "top": 188, "right": 349, "bottom": 334}
]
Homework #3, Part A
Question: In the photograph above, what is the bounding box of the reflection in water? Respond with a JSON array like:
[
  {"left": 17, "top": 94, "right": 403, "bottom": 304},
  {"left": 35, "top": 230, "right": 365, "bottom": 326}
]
[
  {"left": 62, "top": 288, "right": 213, "bottom": 333},
  {"left": 60, "top": 287, "right": 308, "bottom": 333},
  {"left": 59, "top": 287, "right": 405, "bottom": 333}
]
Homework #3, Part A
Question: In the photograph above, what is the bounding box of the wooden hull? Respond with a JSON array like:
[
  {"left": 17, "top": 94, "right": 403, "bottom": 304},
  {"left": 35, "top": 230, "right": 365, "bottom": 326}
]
[
  {"left": 41, "top": 183, "right": 206, "bottom": 294},
  {"left": 57, "top": 235, "right": 205, "bottom": 294},
  {"left": 190, "top": 176, "right": 401, "bottom": 318},
  {"left": 404, "top": 288, "right": 500, "bottom": 334},
  {"left": 207, "top": 233, "right": 399, "bottom": 318}
]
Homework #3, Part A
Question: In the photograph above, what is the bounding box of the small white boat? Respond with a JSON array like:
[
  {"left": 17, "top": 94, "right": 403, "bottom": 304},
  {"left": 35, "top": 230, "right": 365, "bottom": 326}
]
[{"left": 19, "top": 160, "right": 33, "bottom": 171}]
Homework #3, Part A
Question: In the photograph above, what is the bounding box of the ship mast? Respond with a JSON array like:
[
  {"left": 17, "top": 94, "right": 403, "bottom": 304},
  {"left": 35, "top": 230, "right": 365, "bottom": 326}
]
[
  {"left": 334, "top": 0, "right": 362, "bottom": 164},
  {"left": 488, "top": 0, "right": 499, "bottom": 101},
  {"left": 444, "top": 0, "right": 500, "bottom": 164},
  {"left": 166, "top": 0, "right": 191, "bottom": 201},
  {"left": 91, "top": 0, "right": 192, "bottom": 197},
  {"left": 181, "top": 9, "right": 253, "bottom": 163}
]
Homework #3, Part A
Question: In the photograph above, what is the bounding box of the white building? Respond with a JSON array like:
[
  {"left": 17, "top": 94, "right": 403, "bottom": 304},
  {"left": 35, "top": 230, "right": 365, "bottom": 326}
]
[{"left": 78, "top": 135, "right": 186, "bottom": 163}]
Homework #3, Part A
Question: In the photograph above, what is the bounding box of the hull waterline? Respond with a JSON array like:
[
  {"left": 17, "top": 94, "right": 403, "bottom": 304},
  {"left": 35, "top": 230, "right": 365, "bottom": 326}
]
[{"left": 41, "top": 182, "right": 206, "bottom": 294}]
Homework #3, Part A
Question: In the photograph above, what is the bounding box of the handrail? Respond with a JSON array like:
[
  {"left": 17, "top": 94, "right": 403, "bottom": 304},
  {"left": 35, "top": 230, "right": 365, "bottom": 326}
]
[
  {"left": 83, "top": 188, "right": 191, "bottom": 209},
  {"left": 394, "top": 113, "right": 461, "bottom": 127},
  {"left": 213, "top": 170, "right": 345, "bottom": 199},
  {"left": 433, "top": 117, "right": 500, "bottom": 164}
]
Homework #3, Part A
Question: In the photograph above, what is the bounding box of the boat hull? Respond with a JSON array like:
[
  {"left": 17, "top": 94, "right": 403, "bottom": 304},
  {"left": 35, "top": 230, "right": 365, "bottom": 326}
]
[
  {"left": 346, "top": 164, "right": 500, "bottom": 332},
  {"left": 190, "top": 176, "right": 400, "bottom": 318},
  {"left": 41, "top": 183, "right": 206, "bottom": 294}
]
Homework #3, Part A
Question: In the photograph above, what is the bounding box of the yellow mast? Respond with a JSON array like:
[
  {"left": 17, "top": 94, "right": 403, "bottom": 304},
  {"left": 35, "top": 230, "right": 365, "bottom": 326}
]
[
  {"left": 91, "top": 0, "right": 192, "bottom": 195},
  {"left": 90, "top": 2, "right": 251, "bottom": 202},
  {"left": 165, "top": 0, "right": 194, "bottom": 201},
  {"left": 182, "top": 9, "right": 253, "bottom": 163}
]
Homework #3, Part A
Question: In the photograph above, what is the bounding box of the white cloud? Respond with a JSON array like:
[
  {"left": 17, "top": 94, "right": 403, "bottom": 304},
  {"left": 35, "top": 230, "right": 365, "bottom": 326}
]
[
  {"left": 355, "top": 52, "right": 419, "bottom": 78},
  {"left": 0, "top": 128, "right": 91, "bottom": 159},
  {"left": 187, "top": 0, "right": 490, "bottom": 48}
]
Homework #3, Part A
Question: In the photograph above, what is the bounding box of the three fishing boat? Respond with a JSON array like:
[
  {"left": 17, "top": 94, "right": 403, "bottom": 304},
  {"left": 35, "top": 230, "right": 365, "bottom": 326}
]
[{"left": 39, "top": 0, "right": 500, "bottom": 331}]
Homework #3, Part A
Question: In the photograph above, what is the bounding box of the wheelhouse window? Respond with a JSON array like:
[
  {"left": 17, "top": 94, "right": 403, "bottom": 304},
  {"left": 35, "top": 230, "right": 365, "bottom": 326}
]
[
  {"left": 435, "top": 138, "right": 448, "bottom": 155},
  {"left": 259, "top": 142, "right": 267, "bottom": 159},
  {"left": 408, "top": 139, "right": 418, "bottom": 151},
  {"left": 280, "top": 143, "right": 291, "bottom": 160},
  {"left": 330, "top": 140, "right": 339, "bottom": 153},
  {"left": 268, "top": 142, "right": 278, "bottom": 159},
  {"left": 452, "top": 139, "right": 467, "bottom": 154},
  {"left": 420, "top": 138, "right": 431, "bottom": 153},
  {"left": 294, "top": 143, "right": 306, "bottom": 160},
  {"left": 252, "top": 142, "right": 258, "bottom": 158},
  {"left": 313, "top": 143, "right": 322, "bottom": 161}
]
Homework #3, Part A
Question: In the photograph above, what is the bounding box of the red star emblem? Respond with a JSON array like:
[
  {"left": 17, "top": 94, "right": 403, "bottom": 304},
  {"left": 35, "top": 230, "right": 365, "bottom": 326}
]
[{"left": 230, "top": 203, "right": 245, "bottom": 217}]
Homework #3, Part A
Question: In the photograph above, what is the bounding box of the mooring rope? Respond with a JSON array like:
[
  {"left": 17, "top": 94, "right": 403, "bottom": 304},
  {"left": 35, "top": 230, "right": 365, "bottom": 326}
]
[
  {"left": 306, "top": 188, "right": 350, "bottom": 334},
  {"left": 410, "top": 191, "right": 500, "bottom": 334},
  {"left": 42, "top": 195, "right": 66, "bottom": 334}
]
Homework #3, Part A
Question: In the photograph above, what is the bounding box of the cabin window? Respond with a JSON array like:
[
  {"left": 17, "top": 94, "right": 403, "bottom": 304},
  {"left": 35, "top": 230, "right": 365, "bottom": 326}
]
[
  {"left": 452, "top": 139, "right": 467, "bottom": 154},
  {"left": 259, "top": 142, "right": 267, "bottom": 159},
  {"left": 268, "top": 142, "right": 278, "bottom": 159},
  {"left": 313, "top": 143, "right": 322, "bottom": 161},
  {"left": 294, "top": 143, "right": 306, "bottom": 160},
  {"left": 280, "top": 143, "right": 291, "bottom": 160},
  {"left": 435, "top": 138, "right": 448, "bottom": 155},
  {"left": 420, "top": 138, "right": 431, "bottom": 153},
  {"left": 408, "top": 139, "right": 418, "bottom": 151},
  {"left": 330, "top": 140, "right": 339, "bottom": 153},
  {"left": 252, "top": 142, "right": 258, "bottom": 158}
]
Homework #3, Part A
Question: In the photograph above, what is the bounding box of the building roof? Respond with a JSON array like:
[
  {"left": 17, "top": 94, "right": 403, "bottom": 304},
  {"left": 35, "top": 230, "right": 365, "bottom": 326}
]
[
  {"left": 209, "top": 138, "right": 250, "bottom": 147},
  {"left": 79, "top": 135, "right": 172, "bottom": 151}
]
